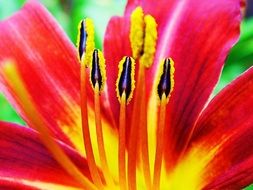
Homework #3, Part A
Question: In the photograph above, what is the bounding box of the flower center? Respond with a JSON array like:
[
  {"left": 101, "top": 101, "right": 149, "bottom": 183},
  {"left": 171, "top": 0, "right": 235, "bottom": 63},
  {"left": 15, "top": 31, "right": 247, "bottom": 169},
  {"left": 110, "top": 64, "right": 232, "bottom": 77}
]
[{"left": 77, "top": 6, "right": 175, "bottom": 190}]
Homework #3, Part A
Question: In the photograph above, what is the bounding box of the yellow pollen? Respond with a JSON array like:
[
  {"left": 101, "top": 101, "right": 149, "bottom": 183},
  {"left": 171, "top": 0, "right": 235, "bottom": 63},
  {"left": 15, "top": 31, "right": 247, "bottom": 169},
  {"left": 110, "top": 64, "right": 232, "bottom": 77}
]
[
  {"left": 139, "top": 15, "right": 158, "bottom": 68},
  {"left": 130, "top": 6, "right": 144, "bottom": 59}
]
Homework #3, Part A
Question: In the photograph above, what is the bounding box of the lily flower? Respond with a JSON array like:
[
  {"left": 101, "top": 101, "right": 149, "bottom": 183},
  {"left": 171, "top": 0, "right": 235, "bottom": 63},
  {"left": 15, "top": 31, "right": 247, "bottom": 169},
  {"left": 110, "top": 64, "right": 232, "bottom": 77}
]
[{"left": 0, "top": 0, "right": 252, "bottom": 189}]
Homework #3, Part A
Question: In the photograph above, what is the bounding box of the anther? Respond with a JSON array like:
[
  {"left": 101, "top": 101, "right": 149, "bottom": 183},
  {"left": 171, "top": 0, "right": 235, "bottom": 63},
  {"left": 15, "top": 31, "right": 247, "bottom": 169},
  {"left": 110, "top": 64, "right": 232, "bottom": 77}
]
[
  {"left": 139, "top": 15, "right": 158, "bottom": 68},
  {"left": 90, "top": 49, "right": 106, "bottom": 92},
  {"left": 157, "top": 58, "right": 175, "bottom": 101},
  {"left": 116, "top": 56, "right": 135, "bottom": 104},
  {"left": 130, "top": 7, "right": 158, "bottom": 67},
  {"left": 77, "top": 18, "right": 95, "bottom": 67},
  {"left": 77, "top": 20, "right": 86, "bottom": 60},
  {"left": 130, "top": 6, "right": 144, "bottom": 59},
  {"left": 116, "top": 56, "right": 135, "bottom": 190}
]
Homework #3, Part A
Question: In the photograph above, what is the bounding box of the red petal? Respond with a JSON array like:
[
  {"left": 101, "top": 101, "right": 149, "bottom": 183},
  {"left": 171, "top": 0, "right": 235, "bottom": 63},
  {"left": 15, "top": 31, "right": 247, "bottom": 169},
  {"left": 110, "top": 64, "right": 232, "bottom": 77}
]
[
  {"left": 0, "top": 1, "right": 113, "bottom": 152},
  {"left": 103, "top": 16, "right": 132, "bottom": 125},
  {"left": 191, "top": 67, "right": 253, "bottom": 148},
  {"left": 152, "top": 0, "right": 242, "bottom": 162},
  {"left": 0, "top": 121, "right": 91, "bottom": 187},
  {"left": 187, "top": 67, "right": 253, "bottom": 188},
  {"left": 199, "top": 122, "right": 253, "bottom": 189},
  {"left": 203, "top": 156, "right": 253, "bottom": 189}
]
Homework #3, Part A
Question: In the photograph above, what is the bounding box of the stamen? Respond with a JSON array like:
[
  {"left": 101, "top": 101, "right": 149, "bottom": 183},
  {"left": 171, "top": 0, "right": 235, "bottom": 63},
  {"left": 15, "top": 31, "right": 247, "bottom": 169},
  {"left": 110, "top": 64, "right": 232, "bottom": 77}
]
[
  {"left": 153, "top": 58, "right": 175, "bottom": 189},
  {"left": 1, "top": 61, "right": 97, "bottom": 190},
  {"left": 139, "top": 15, "right": 158, "bottom": 68},
  {"left": 130, "top": 6, "right": 144, "bottom": 59},
  {"left": 80, "top": 50, "right": 102, "bottom": 187},
  {"left": 116, "top": 56, "right": 136, "bottom": 190},
  {"left": 90, "top": 49, "right": 114, "bottom": 186},
  {"left": 77, "top": 18, "right": 95, "bottom": 67},
  {"left": 116, "top": 56, "right": 136, "bottom": 104}
]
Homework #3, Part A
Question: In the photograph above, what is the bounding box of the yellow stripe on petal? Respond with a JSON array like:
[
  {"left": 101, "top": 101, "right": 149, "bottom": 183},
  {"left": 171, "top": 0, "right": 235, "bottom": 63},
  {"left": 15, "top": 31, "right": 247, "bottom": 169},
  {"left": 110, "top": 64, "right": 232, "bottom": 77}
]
[
  {"left": 0, "top": 60, "right": 96, "bottom": 190},
  {"left": 160, "top": 144, "right": 221, "bottom": 190},
  {"left": 57, "top": 97, "right": 85, "bottom": 153},
  {"left": 58, "top": 102, "right": 119, "bottom": 182}
]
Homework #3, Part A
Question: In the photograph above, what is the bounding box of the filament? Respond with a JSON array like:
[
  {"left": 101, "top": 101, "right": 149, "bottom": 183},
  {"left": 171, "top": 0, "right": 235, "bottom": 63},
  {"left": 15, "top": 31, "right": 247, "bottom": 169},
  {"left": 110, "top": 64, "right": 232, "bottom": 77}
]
[
  {"left": 119, "top": 92, "right": 127, "bottom": 190},
  {"left": 80, "top": 62, "right": 103, "bottom": 188},
  {"left": 152, "top": 93, "right": 167, "bottom": 190},
  {"left": 94, "top": 82, "right": 114, "bottom": 186},
  {"left": 139, "top": 68, "right": 152, "bottom": 190},
  {"left": 127, "top": 63, "right": 145, "bottom": 190}
]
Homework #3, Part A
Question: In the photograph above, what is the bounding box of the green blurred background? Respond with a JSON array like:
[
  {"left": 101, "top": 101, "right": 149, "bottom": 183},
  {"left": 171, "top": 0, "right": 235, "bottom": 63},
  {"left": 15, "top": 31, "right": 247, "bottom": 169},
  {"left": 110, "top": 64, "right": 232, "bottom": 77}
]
[{"left": 0, "top": 0, "right": 252, "bottom": 189}]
